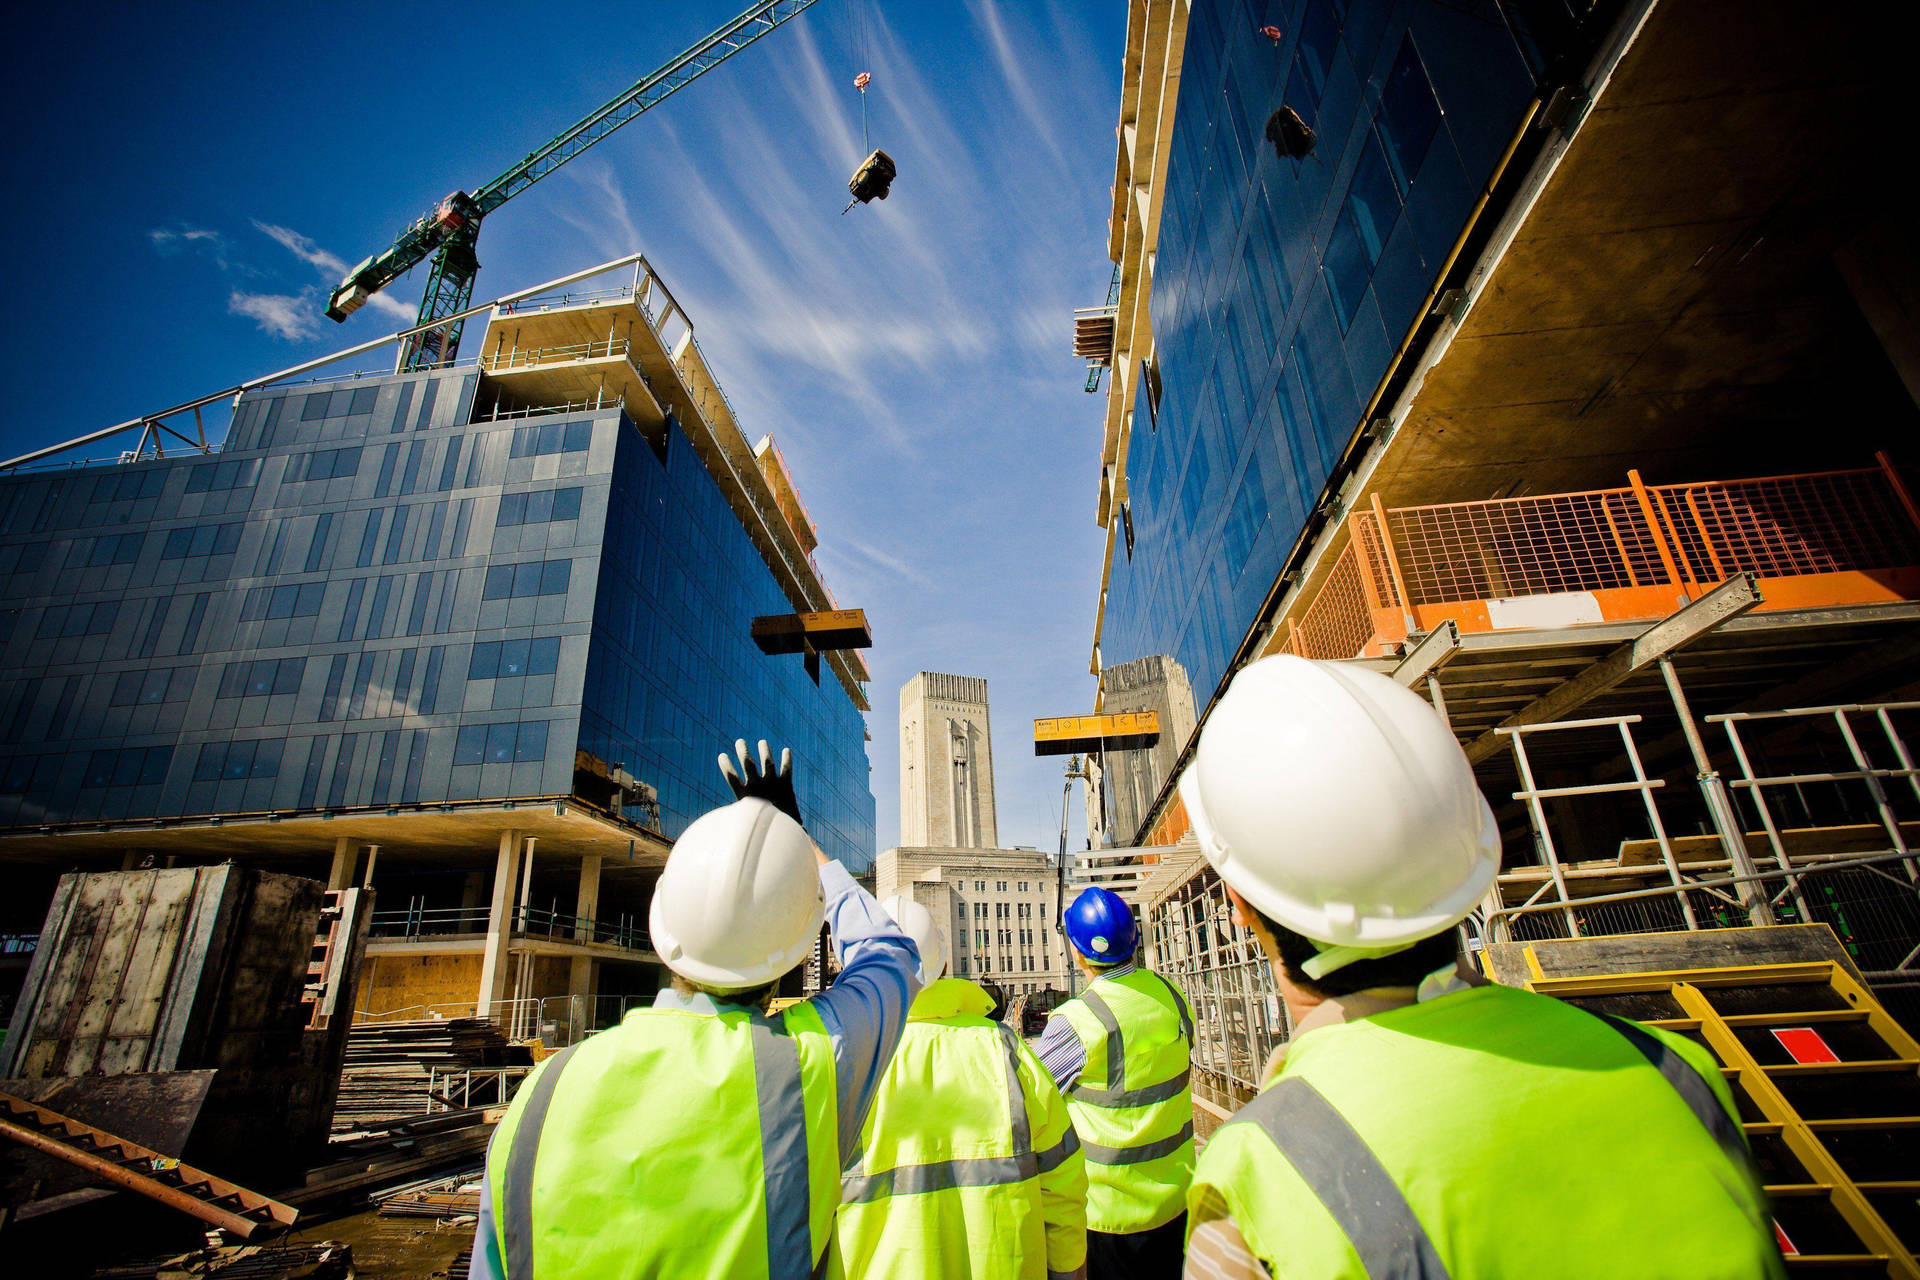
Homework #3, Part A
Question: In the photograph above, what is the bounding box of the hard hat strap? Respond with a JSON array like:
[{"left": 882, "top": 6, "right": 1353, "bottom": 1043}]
[{"left": 1300, "top": 939, "right": 1423, "bottom": 980}]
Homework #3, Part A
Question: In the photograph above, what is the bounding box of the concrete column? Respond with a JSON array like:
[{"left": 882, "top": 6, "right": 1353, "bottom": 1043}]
[
  {"left": 574, "top": 854, "right": 602, "bottom": 943},
  {"left": 476, "top": 829, "right": 523, "bottom": 1017},
  {"left": 327, "top": 838, "right": 358, "bottom": 891},
  {"left": 568, "top": 957, "right": 596, "bottom": 1004}
]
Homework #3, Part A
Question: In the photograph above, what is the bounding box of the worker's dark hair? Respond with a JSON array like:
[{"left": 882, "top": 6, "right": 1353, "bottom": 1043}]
[{"left": 1251, "top": 905, "right": 1458, "bottom": 998}]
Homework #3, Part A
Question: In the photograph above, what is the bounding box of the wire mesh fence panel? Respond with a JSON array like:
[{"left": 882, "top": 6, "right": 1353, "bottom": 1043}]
[
  {"left": 1653, "top": 469, "right": 1920, "bottom": 583},
  {"left": 1151, "top": 866, "right": 1283, "bottom": 1108},
  {"left": 1291, "top": 542, "right": 1377, "bottom": 659},
  {"left": 1384, "top": 487, "right": 1663, "bottom": 603}
]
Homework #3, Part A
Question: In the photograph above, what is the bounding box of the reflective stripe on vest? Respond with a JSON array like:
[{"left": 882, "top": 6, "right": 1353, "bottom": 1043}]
[
  {"left": 1069, "top": 972, "right": 1193, "bottom": 1108},
  {"left": 842, "top": 1023, "right": 1042, "bottom": 1204},
  {"left": 502, "top": 1044, "right": 581, "bottom": 1280},
  {"left": 1224, "top": 1078, "right": 1449, "bottom": 1280},
  {"left": 1220, "top": 1009, "right": 1773, "bottom": 1279},
  {"left": 1081, "top": 1121, "right": 1196, "bottom": 1166},
  {"left": 750, "top": 1012, "right": 813, "bottom": 1278}
]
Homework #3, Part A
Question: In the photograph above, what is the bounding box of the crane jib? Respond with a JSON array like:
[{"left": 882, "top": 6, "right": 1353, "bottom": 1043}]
[{"left": 326, "top": 0, "right": 824, "bottom": 360}]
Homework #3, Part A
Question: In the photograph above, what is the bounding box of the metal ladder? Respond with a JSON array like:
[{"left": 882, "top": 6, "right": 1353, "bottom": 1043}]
[{"left": 0, "top": 1091, "right": 298, "bottom": 1239}]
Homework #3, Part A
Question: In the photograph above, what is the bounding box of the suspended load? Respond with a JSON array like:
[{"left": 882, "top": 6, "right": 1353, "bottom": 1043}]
[
  {"left": 846, "top": 148, "right": 897, "bottom": 207},
  {"left": 1265, "top": 106, "right": 1317, "bottom": 160}
]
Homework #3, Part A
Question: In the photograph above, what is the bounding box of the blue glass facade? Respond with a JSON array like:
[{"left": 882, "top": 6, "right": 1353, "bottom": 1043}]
[
  {"left": 0, "top": 368, "right": 874, "bottom": 867},
  {"left": 1102, "top": 0, "right": 1566, "bottom": 719}
]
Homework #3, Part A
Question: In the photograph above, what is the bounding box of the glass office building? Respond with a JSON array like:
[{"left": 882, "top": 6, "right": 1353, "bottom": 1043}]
[
  {"left": 0, "top": 363, "right": 875, "bottom": 867},
  {"left": 1092, "top": 0, "right": 1601, "bottom": 841}
]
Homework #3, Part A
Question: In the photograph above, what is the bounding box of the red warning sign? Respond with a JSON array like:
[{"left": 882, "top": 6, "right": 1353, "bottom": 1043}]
[
  {"left": 1774, "top": 1221, "right": 1798, "bottom": 1257},
  {"left": 1771, "top": 1027, "right": 1841, "bottom": 1065}
]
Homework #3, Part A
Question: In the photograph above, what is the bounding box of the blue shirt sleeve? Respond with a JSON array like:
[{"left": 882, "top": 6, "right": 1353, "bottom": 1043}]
[
  {"left": 1034, "top": 1012, "right": 1088, "bottom": 1095},
  {"left": 807, "top": 859, "right": 922, "bottom": 1162}
]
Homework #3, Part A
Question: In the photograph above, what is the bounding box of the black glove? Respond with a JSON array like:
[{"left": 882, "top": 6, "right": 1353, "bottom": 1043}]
[{"left": 718, "top": 738, "right": 803, "bottom": 828}]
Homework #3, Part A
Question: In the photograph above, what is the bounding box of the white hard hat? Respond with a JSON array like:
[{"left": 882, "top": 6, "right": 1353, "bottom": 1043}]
[
  {"left": 650, "top": 798, "right": 824, "bottom": 991},
  {"left": 880, "top": 894, "right": 947, "bottom": 982},
  {"left": 1179, "top": 655, "right": 1499, "bottom": 950}
]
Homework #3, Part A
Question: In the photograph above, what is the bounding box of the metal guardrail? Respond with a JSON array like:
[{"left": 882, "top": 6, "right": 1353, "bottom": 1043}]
[
  {"left": 480, "top": 336, "right": 633, "bottom": 372},
  {"left": 367, "top": 905, "right": 650, "bottom": 952},
  {"left": 1276, "top": 459, "right": 1920, "bottom": 661}
]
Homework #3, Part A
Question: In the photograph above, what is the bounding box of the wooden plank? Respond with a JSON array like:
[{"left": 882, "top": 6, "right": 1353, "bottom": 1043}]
[{"left": 1482, "top": 924, "right": 1866, "bottom": 988}]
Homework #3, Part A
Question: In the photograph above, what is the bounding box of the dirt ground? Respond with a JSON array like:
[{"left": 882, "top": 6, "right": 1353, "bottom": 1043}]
[{"left": 300, "top": 1205, "right": 476, "bottom": 1278}]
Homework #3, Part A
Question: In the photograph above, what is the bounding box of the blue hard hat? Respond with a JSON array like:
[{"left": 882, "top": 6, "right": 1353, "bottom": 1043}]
[{"left": 1064, "top": 887, "right": 1138, "bottom": 963}]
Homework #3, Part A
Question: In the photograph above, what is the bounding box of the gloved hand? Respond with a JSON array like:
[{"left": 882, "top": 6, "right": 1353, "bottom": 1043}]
[{"left": 718, "top": 739, "right": 803, "bottom": 828}]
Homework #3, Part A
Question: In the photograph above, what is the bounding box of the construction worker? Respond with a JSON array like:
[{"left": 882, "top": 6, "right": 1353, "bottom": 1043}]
[
  {"left": 470, "top": 741, "right": 921, "bottom": 1280},
  {"left": 1178, "top": 655, "right": 1785, "bottom": 1278},
  {"left": 1034, "top": 885, "right": 1195, "bottom": 1278},
  {"left": 830, "top": 895, "right": 1089, "bottom": 1280}
]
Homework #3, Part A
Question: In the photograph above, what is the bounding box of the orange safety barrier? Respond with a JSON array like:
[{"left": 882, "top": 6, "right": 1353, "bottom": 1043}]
[{"left": 1271, "top": 458, "right": 1920, "bottom": 661}]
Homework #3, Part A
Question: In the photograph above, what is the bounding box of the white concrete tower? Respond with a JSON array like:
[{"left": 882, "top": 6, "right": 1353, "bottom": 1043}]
[{"left": 899, "top": 672, "right": 999, "bottom": 849}]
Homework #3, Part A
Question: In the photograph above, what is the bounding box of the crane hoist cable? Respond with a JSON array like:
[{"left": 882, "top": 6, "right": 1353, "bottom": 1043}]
[{"left": 322, "top": 0, "right": 827, "bottom": 373}]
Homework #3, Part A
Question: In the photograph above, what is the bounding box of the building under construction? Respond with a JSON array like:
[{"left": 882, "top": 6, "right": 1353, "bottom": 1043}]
[
  {"left": 1074, "top": 0, "right": 1918, "bottom": 1268},
  {"left": 0, "top": 256, "right": 875, "bottom": 1045}
]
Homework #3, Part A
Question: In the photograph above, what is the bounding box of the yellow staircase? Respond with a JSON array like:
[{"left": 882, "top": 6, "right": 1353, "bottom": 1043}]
[{"left": 1527, "top": 960, "right": 1919, "bottom": 1278}]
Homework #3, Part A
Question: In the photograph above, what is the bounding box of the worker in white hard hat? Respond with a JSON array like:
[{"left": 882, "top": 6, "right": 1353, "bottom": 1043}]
[
  {"left": 1177, "top": 655, "right": 1785, "bottom": 1279},
  {"left": 828, "top": 895, "right": 1088, "bottom": 1280},
  {"left": 471, "top": 741, "right": 921, "bottom": 1280}
]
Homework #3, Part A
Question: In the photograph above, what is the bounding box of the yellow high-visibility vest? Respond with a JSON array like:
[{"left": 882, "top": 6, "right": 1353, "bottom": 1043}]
[
  {"left": 1055, "top": 967, "right": 1195, "bottom": 1233},
  {"left": 1191, "top": 983, "right": 1785, "bottom": 1277},
  {"left": 830, "top": 977, "right": 1087, "bottom": 1278},
  {"left": 487, "top": 1000, "right": 839, "bottom": 1279}
]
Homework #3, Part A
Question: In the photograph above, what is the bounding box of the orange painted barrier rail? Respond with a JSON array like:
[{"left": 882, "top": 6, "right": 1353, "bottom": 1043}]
[{"left": 1275, "top": 456, "right": 1920, "bottom": 662}]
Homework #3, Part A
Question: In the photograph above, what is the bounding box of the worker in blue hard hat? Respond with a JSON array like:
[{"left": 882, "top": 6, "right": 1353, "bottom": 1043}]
[{"left": 1033, "top": 885, "right": 1195, "bottom": 1279}]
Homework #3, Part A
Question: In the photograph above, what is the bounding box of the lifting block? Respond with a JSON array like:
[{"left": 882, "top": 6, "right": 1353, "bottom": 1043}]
[{"left": 752, "top": 609, "right": 872, "bottom": 655}]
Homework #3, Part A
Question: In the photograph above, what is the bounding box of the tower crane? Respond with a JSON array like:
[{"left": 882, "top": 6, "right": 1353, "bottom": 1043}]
[{"left": 325, "top": 0, "right": 824, "bottom": 372}]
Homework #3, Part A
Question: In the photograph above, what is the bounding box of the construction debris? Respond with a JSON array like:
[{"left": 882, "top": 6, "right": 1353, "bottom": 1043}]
[
  {"left": 376, "top": 1169, "right": 483, "bottom": 1220},
  {"left": 0, "top": 1090, "right": 297, "bottom": 1240},
  {"left": 92, "top": 1242, "right": 352, "bottom": 1280},
  {"left": 333, "top": 1019, "right": 528, "bottom": 1132}
]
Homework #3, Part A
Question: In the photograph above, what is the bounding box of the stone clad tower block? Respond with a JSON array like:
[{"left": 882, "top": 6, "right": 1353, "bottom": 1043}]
[{"left": 899, "top": 672, "right": 998, "bottom": 849}]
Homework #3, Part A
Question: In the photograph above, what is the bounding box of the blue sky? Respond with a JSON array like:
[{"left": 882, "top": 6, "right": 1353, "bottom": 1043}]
[{"left": 0, "top": 2, "right": 1125, "bottom": 853}]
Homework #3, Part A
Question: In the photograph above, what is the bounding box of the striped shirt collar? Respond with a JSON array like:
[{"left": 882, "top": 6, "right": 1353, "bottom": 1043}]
[{"left": 1088, "top": 959, "right": 1137, "bottom": 983}]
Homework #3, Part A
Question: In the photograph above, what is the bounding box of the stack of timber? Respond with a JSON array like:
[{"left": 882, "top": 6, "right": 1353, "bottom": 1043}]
[
  {"left": 333, "top": 1020, "right": 527, "bottom": 1132},
  {"left": 376, "top": 1168, "right": 483, "bottom": 1220},
  {"left": 291, "top": 1109, "right": 501, "bottom": 1208}
]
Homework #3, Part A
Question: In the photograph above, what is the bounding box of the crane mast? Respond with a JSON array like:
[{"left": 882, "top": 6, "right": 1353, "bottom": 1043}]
[{"left": 325, "top": 0, "right": 824, "bottom": 371}]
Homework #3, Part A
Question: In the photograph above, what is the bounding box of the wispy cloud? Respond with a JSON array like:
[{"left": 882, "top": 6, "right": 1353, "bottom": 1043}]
[
  {"left": 252, "top": 220, "right": 346, "bottom": 276},
  {"left": 253, "top": 219, "right": 414, "bottom": 321},
  {"left": 149, "top": 225, "right": 225, "bottom": 252},
  {"left": 148, "top": 224, "right": 238, "bottom": 272},
  {"left": 553, "top": 161, "right": 645, "bottom": 263},
  {"left": 967, "top": 0, "right": 1071, "bottom": 175},
  {"left": 228, "top": 290, "right": 321, "bottom": 341}
]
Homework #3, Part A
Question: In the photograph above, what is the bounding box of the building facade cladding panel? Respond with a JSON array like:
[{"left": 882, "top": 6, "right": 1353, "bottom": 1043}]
[
  {"left": 897, "top": 672, "right": 998, "bottom": 850},
  {"left": 876, "top": 845, "right": 1071, "bottom": 994},
  {"left": 580, "top": 419, "right": 875, "bottom": 867},
  {"left": 0, "top": 368, "right": 875, "bottom": 869},
  {"left": 1097, "top": 0, "right": 1580, "bottom": 844}
]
